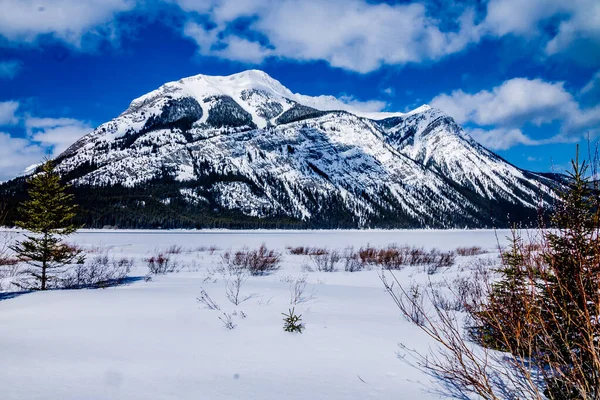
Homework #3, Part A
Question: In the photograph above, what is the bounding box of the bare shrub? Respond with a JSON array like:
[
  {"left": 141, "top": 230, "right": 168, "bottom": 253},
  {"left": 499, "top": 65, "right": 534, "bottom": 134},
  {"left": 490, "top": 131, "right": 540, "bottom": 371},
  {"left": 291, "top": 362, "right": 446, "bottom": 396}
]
[
  {"left": 432, "top": 275, "right": 485, "bottom": 313},
  {"left": 456, "top": 246, "right": 486, "bottom": 256},
  {"left": 310, "top": 250, "right": 340, "bottom": 272},
  {"left": 359, "top": 245, "right": 455, "bottom": 270},
  {"left": 380, "top": 272, "right": 426, "bottom": 326},
  {"left": 0, "top": 262, "right": 21, "bottom": 280},
  {"left": 197, "top": 289, "right": 220, "bottom": 310},
  {"left": 379, "top": 154, "right": 600, "bottom": 400},
  {"left": 287, "top": 246, "right": 329, "bottom": 256},
  {"left": 300, "top": 263, "right": 314, "bottom": 273},
  {"left": 218, "top": 312, "right": 236, "bottom": 330},
  {"left": 0, "top": 230, "right": 20, "bottom": 281},
  {"left": 225, "top": 270, "right": 253, "bottom": 305},
  {"left": 165, "top": 244, "right": 184, "bottom": 254},
  {"left": 344, "top": 256, "right": 362, "bottom": 272},
  {"left": 146, "top": 253, "right": 179, "bottom": 274},
  {"left": 0, "top": 232, "right": 18, "bottom": 267},
  {"left": 289, "top": 274, "right": 315, "bottom": 305},
  {"left": 221, "top": 244, "right": 281, "bottom": 276},
  {"left": 62, "top": 254, "right": 133, "bottom": 288},
  {"left": 288, "top": 246, "right": 308, "bottom": 255}
]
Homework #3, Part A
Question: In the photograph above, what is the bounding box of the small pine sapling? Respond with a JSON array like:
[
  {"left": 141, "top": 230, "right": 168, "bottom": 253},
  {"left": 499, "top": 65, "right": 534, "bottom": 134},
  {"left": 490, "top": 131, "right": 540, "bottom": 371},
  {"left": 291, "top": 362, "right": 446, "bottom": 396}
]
[{"left": 282, "top": 307, "right": 305, "bottom": 333}]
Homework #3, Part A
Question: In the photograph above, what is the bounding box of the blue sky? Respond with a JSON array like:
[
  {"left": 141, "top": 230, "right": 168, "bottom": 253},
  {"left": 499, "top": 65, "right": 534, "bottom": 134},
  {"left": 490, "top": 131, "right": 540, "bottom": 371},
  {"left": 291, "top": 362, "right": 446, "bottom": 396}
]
[{"left": 0, "top": 0, "right": 599, "bottom": 181}]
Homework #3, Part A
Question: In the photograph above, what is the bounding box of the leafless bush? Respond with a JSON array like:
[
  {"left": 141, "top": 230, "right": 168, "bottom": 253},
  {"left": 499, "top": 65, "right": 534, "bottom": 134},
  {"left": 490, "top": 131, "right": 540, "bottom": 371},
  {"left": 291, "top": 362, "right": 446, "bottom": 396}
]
[
  {"left": 456, "top": 246, "right": 486, "bottom": 256},
  {"left": 381, "top": 226, "right": 600, "bottom": 400},
  {"left": 288, "top": 246, "right": 309, "bottom": 255},
  {"left": 287, "top": 246, "right": 328, "bottom": 256},
  {"left": 380, "top": 272, "right": 427, "bottom": 327},
  {"left": 62, "top": 254, "right": 133, "bottom": 288},
  {"left": 146, "top": 253, "right": 179, "bottom": 274},
  {"left": 197, "top": 289, "right": 221, "bottom": 310},
  {"left": 225, "top": 270, "right": 253, "bottom": 305},
  {"left": 380, "top": 269, "right": 543, "bottom": 399},
  {"left": 310, "top": 250, "right": 340, "bottom": 272},
  {"left": 165, "top": 244, "right": 184, "bottom": 254},
  {"left": 218, "top": 312, "right": 236, "bottom": 329},
  {"left": 0, "top": 230, "right": 20, "bottom": 280},
  {"left": 358, "top": 245, "right": 455, "bottom": 270},
  {"left": 0, "top": 262, "right": 21, "bottom": 280},
  {"left": 343, "top": 247, "right": 363, "bottom": 272},
  {"left": 221, "top": 244, "right": 281, "bottom": 276},
  {"left": 289, "top": 274, "right": 316, "bottom": 305},
  {"left": 300, "top": 263, "right": 314, "bottom": 273},
  {"left": 432, "top": 275, "right": 485, "bottom": 313}
]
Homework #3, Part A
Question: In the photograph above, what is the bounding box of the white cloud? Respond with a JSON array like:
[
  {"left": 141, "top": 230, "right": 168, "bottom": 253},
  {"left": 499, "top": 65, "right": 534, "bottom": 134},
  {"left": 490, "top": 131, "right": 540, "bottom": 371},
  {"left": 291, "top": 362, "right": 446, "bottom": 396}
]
[
  {"left": 0, "top": 0, "right": 596, "bottom": 72},
  {"left": 0, "top": 132, "right": 47, "bottom": 181},
  {"left": 431, "top": 78, "right": 575, "bottom": 127},
  {"left": 0, "top": 0, "right": 135, "bottom": 47},
  {"left": 0, "top": 115, "right": 92, "bottom": 181},
  {"left": 483, "top": 0, "right": 600, "bottom": 64},
  {"left": 0, "top": 101, "right": 19, "bottom": 125},
  {"left": 382, "top": 88, "right": 394, "bottom": 96},
  {"left": 432, "top": 77, "right": 600, "bottom": 149},
  {"left": 337, "top": 95, "right": 387, "bottom": 113},
  {"left": 177, "top": 0, "right": 600, "bottom": 72},
  {"left": 580, "top": 70, "right": 600, "bottom": 107},
  {"left": 467, "top": 128, "right": 541, "bottom": 151},
  {"left": 0, "top": 60, "right": 22, "bottom": 79},
  {"left": 26, "top": 117, "right": 92, "bottom": 155},
  {"left": 431, "top": 78, "right": 600, "bottom": 135},
  {"left": 181, "top": 0, "right": 482, "bottom": 73}
]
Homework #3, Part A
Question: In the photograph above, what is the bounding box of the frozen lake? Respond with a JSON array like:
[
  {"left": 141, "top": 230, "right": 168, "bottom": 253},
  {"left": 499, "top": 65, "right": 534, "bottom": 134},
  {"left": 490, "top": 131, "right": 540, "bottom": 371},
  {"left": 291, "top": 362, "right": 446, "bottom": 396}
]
[{"left": 65, "top": 228, "right": 521, "bottom": 252}]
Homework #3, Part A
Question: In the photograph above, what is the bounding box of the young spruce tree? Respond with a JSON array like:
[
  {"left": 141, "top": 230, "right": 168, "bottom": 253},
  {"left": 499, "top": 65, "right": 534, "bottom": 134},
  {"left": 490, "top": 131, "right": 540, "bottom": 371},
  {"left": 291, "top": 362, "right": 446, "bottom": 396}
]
[
  {"left": 538, "top": 153, "right": 600, "bottom": 399},
  {"left": 11, "top": 160, "right": 82, "bottom": 290}
]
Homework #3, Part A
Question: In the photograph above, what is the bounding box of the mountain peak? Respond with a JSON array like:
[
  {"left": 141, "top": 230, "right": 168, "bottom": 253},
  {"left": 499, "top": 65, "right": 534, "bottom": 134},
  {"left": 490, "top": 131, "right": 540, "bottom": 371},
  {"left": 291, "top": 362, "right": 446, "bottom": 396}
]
[{"left": 32, "top": 70, "right": 559, "bottom": 229}]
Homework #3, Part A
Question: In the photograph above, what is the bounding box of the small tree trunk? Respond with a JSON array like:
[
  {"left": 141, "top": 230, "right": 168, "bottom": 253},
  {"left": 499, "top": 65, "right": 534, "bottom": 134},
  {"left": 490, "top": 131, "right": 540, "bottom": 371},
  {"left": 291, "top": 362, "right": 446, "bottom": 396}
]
[
  {"left": 41, "top": 232, "right": 49, "bottom": 291},
  {"left": 41, "top": 259, "right": 46, "bottom": 290}
]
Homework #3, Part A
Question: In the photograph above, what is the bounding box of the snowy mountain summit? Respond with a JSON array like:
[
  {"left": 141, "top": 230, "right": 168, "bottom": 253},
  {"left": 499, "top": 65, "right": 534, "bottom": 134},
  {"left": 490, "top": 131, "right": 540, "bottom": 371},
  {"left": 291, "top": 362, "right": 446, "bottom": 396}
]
[{"left": 43, "top": 70, "right": 556, "bottom": 228}]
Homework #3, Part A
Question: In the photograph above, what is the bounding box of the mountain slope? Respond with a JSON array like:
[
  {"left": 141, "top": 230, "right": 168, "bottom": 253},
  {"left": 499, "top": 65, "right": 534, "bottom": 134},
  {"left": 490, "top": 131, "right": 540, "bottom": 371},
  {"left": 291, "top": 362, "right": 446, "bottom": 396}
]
[{"left": 1, "top": 70, "right": 558, "bottom": 229}]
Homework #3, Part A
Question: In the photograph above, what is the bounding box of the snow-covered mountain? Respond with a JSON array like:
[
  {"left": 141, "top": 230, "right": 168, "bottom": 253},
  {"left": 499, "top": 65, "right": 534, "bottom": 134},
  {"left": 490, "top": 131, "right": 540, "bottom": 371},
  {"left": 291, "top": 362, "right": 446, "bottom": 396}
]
[{"left": 21, "top": 70, "right": 557, "bottom": 228}]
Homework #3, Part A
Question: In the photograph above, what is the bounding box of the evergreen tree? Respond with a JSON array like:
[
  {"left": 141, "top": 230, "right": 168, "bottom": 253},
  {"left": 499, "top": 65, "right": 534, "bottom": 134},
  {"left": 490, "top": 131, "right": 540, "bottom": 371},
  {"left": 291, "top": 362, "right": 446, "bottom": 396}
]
[
  {"left": 472, "top": 229, "right": 537, "bottom": 353},
  {"left": 11, "top": 160, "right": 82, "bottom": 290},
  {"left": 539, "top": 153, "right": 600, "bottom": 399}
]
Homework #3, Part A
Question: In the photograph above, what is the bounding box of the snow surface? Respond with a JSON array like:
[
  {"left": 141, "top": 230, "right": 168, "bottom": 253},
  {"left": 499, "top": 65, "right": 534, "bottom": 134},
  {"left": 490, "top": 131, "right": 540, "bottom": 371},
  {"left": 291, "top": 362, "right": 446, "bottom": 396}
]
[{"left": 0, "top": 229, "right": 523, "bottom": 400}]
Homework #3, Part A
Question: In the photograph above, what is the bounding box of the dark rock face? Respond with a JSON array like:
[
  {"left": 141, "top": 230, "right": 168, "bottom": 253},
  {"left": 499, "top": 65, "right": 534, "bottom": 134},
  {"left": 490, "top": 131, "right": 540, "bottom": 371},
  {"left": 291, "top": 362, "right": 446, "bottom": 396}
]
[
  {"left": 276, "top": 104, "right": 328, "bottom": 125},
  {"left": 204, "top": 95, "right": 256, "bottom": 128},
  {"left": 144, "top": 97, "right": 203, "bottom": 132}
]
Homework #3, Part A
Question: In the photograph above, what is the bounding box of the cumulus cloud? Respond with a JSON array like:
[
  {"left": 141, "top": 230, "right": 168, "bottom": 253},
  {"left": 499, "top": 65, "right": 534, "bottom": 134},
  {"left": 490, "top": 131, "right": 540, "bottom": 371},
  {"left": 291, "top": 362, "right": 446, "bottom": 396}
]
[
  {"left": 0, "top": 110, "right": 92, "bottom": 181},
  {"left": 431, "top": 78, "right": 575, "bottom": 127},
  {"left": 467, "top": 128, "right": 542, "bottom": 151},
  {"left": 26, "top": 117, "right": 93, "bottom": 154},
  {"left": 181, "top": 0, "right": 482, "bottom": 73},
  {"left": 0, "top": 132, "right": 48, "bottom": 181},
  {"left": 0, "top": 60, "right": 22, "bottom": 79},
  {"left": 580, "top": 71, "right": 600, "bottom": 106},
  {"left": 483, "top": 0, "right": 600, "bottom": 65},
  {"left": 0, "top": 0, "right": 135, "bottom": 47},
  {"left": 176, "top": 0, "right": 600, "bottom": 72},
  {"left": 0, "top": 0, "right": 596, "bottom": 72},
  {"left": 432, "top": 77, "right": 600, "bottom": 150},
  {"left": 337, "top": 95, "right": 388, "bottom": 113},
  {"left": 0, "top": 101, "right": 19, "bottom": 125}
]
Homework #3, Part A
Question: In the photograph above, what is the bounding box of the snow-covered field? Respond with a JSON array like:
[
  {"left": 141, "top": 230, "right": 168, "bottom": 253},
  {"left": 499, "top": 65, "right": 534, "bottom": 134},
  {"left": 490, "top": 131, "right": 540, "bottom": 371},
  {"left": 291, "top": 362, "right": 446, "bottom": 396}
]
[{"left": 0, "top": 229, "right": 519, "bottom": 400}]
